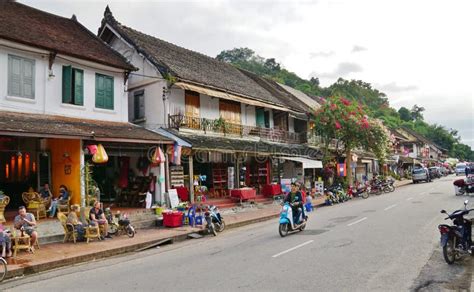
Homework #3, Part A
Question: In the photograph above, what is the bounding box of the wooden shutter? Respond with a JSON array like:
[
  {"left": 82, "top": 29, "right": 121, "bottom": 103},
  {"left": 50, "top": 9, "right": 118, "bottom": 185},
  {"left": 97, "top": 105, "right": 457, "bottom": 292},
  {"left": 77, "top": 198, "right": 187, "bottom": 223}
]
[
  {"left": 134, "top": 90, "right": 145, "bottom": 120},
  {"left": 219, "top": 100, "right": 240, "bottom": 124},
  {"left": 185, "top": 90, "right": 200, "bottom": 129},
  {"left": 62, "top": 66, "right": 72, "bottom": 103},
  {"left": 73, "top": 69, "right": 84, "bottom": 105},
  {"left": 8, "top": 55, "right": 22, "bottom": 97},
  {"left": 255, "top": 108, "right": 265, "bottom": 127},
  {"left": 21, "top": 58, "right": 35, "bottom": 98},
  {"left": 104, "top": 76, "right": 114, "bottom": 110},
  {"left": 95, "top": 74, "right": 105, "bottom": 108}
]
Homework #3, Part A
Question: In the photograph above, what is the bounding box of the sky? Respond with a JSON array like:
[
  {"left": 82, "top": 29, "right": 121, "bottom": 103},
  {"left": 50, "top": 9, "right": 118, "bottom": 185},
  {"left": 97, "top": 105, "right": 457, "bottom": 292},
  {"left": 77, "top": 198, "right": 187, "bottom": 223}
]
[{"left": 22, "top": 0, "right": 474, "bottom": 148}]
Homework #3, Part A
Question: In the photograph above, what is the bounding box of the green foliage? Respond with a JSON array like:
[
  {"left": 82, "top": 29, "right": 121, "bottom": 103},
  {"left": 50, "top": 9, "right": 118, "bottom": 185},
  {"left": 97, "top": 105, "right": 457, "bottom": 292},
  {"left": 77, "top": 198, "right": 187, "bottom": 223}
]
[{"left": 216, "top": 47, "right": 473, "bottom": 161}]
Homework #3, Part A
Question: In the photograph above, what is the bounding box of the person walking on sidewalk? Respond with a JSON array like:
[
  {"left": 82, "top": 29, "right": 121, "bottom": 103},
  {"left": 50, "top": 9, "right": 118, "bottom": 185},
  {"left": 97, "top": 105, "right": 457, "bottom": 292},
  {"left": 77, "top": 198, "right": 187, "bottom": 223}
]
[
  {"left": 14, "top": 206, "right": 38, "bottom": 252},
  {"left": 89, "top": 201, "right": 112, "bottom": 239}
]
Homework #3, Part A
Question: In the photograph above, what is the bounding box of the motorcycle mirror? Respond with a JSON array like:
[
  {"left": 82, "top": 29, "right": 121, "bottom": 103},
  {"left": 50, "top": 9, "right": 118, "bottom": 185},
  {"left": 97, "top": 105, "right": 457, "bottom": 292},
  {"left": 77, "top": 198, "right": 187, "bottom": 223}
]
[
  {"left": 440, "top": 210, "right": 446, "bottom": 214},
  {"left": 464, "top": 200, "right": 469, "bottom": 206}
]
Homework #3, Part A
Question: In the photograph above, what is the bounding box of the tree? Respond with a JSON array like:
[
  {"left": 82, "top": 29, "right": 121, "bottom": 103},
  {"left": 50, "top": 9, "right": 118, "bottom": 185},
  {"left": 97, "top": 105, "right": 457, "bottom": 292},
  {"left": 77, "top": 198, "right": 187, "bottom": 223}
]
[
  {"left": 312, "top": 96, "right": 391, "bottom": 185},
  {"left": 216, "top": 47, "right": 255, "bottom": 63},
  {"left": 410, "top": 104, "right": 425, "bottom": 121},
  {"left": 398, "top": 107, "right": 411, "bottom": 122}
]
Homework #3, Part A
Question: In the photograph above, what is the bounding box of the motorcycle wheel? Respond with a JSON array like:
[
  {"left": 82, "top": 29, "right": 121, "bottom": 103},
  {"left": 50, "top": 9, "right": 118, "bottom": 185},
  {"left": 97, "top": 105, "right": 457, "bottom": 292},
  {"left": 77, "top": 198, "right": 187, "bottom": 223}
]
[
  {"left": 126, "top": 225, "right": 135, "bottom": 238},
  {"left": 443, "top": 238, "right": 456, "bottom": 264},
  {"left": 215, "top": 220, "right": 226, "bottom": 232},
  {"left": 108, "top": 224, "right": 118, "bottom": 235},
  {"left": 362, "top": 191, "right": 369, "bottom": 199},
  {"left": 375, "top": 189, "right": 382, "bottom": 195},
  {"left": 389, "top": 186, "right": 395, "bottom": 192},
  {"left": 279, "top": 223, "right": 289, "bottom": 237},
  {"left": 299, "top": 223, "right": 306, "bottom": 231},
  {"left": 383, "top": 186, "right": 391, "bottom": 193}
]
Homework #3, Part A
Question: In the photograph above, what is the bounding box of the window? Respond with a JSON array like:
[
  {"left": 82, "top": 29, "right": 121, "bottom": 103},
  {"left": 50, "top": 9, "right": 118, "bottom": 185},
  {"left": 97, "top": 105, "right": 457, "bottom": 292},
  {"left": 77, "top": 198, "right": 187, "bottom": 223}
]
[
  {"left": 8, "top": 55, "right": 35, "bottom": 99},
  {"left": 185, "top": 90, "right": 200, "bottom": 129},
  {"left": 95, "top": 73, "right": 114, "bottom": 110},
  {"left": 62, "top": 66, "right": 84, "bottom": 105},
  {"left": 134, "top": 90, "right": 145, "bottom": 120}
]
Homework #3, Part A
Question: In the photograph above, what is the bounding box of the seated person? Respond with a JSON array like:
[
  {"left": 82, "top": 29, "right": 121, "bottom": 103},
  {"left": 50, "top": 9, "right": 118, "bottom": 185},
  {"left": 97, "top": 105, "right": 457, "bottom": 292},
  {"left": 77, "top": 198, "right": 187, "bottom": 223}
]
[
  {"left": 0, "top": 225, "right": 12, "bottom": 258},
  {"left": 48, "top": 185, "right": 69, "bottom": 218},
  {"left": 39, "top": 183, "right": 52, "bottom": 200},
  {"left": 66, "top": 205, "right": 85, "bottom": 241},
  {"left": 284, "top": 182, "right": 306, "bottom": 224},
  {"left": 89, "top": 201, "right": 112, "bottom": 239},
  {"left": 14, "top": 206, "right": 38, "bottom": 252}
]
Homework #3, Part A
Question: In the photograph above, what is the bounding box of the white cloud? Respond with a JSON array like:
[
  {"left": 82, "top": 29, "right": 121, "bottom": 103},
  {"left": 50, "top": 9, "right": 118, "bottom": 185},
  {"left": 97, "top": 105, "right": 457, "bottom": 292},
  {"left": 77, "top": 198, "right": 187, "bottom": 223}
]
[
  {"left": 311, "top": 62, "right": 363, "bottom": 79},
  {"left": 351, "top": 45, "right": 367, "bottom": 53}
]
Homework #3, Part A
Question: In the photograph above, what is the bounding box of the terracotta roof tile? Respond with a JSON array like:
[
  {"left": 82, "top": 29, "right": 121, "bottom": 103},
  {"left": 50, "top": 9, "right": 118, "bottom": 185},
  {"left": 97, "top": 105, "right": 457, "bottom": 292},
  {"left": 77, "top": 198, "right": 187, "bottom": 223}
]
[
  {"left": 0, "top": 110, "right": 172, "bottom": 143},
  {"left": 0, "top": 1, "right": 135, "bottom": 70}
]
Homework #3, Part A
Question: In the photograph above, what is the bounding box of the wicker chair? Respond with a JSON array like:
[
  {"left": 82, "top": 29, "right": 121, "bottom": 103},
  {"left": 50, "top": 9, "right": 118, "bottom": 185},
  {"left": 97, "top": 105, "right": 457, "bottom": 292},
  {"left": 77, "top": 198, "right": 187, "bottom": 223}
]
[
  {"left": 22, "top": 189, "right": 48, "bottom": 220},
  {"left": 0, "top": 195, "right": 10, "bottom": 223},
  {"left": 57, "top": 195, "right": 71, "bottom": 213},
  {"left": 80, "top": 207, "right": 101, "bottom": 243},
  {"left": 58, "top": 212, "right": 77, "bottom": 243}
]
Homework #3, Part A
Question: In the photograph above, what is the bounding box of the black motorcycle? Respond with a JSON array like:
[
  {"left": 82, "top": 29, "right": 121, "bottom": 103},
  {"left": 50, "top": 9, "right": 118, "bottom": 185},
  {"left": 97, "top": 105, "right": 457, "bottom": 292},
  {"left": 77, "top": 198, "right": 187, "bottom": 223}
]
[{"left": 438, "top": 200, "right": 474, "bottom": 264}]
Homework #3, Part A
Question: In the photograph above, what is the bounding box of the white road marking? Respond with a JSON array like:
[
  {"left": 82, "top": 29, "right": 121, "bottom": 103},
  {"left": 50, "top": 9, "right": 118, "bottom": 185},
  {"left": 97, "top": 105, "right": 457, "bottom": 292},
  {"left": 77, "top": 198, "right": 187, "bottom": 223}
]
[
  {"left": 384, "top": 204, "right": 398, "bottom": 211},
  {"left": 407, "top": 197, "right": 414, "bottom": 201},
  {"left": 347, "top": 217, "right": 368, "bottom": 226},
  {"left": 272, "top": 240, "right": 314, "bottom": 258}
]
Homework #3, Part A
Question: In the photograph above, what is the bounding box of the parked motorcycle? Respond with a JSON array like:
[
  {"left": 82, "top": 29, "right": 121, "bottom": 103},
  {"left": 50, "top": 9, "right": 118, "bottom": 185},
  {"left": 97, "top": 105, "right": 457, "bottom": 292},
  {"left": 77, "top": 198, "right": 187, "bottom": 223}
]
[
  {"left": 105, "top": 208, "right": 136, "bottom": 238},
  {"left": 204, "top": 208, "right": 217, "bottom": 236},
  {"left": 348, "top": 182, "right": 369, "bottom": 199},
  {"left": 382, "top": 178, "right": 396, "bottom": 193},
  {"left": 366, "top": 180, "right": 383, "bottom": 196},
  {"left": 278, "top": 201, "right": 307, "bottom": 237},
  {"left": 453, "top": 175, "right": 474, "bottom": 196},
  {"left": 438, "top": 200, "right": 474, "bottom": 264},
  {"left": 208, "top": 205, "right": 225, "bottom": 232}
]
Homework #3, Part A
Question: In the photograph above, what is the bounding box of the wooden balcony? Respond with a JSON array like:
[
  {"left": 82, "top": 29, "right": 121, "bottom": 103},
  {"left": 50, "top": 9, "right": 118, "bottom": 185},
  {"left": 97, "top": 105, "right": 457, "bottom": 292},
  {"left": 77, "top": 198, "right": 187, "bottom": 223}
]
[{"left": 168, "top": 114, "right": 306, "bottom": 144}]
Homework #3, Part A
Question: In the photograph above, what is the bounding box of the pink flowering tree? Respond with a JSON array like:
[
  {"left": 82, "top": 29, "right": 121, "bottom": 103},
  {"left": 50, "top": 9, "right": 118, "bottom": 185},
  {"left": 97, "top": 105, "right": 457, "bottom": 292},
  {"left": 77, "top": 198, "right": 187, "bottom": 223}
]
[{"left": 312, "top": 96, "right": 390, "bottom": 184}]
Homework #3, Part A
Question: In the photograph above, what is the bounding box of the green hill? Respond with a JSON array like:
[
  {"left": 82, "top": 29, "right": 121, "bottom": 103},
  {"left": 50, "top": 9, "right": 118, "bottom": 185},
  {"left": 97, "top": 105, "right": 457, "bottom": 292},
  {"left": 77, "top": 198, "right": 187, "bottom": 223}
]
[{"left": 216, "top": 48, "right": 473, "bottom": 160}]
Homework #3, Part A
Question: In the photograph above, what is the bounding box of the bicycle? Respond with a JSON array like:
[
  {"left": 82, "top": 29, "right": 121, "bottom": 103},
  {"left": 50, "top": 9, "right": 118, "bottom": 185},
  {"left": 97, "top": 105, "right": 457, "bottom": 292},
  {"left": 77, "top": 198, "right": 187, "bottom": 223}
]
[{"left": 0, "top": 256, "right": 7, "bottom": 282}]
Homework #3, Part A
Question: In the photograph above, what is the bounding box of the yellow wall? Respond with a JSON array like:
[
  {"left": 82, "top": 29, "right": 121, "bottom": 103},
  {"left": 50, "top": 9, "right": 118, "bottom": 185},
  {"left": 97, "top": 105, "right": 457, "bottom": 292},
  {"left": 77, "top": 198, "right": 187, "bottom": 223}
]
[{"left": 47, "top": 139, "right": 81, "bottom": 205}]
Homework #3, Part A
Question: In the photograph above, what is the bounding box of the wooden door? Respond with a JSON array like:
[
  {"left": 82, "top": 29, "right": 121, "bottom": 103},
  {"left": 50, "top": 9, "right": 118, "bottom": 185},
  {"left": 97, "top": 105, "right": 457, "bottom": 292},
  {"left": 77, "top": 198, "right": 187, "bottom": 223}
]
[
  {"left": 185, "top": 90, "right": 200, "bottom": 129},
  {"left": 219, "top": 100, "right": 241, "bottom": 134}
]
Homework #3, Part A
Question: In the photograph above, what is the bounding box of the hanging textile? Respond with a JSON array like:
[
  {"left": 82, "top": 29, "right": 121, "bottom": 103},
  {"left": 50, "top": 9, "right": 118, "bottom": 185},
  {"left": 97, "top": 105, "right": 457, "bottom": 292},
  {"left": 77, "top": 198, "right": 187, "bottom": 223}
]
[{"left": 118, "top": 157, "right": 130, "bottom": 188}]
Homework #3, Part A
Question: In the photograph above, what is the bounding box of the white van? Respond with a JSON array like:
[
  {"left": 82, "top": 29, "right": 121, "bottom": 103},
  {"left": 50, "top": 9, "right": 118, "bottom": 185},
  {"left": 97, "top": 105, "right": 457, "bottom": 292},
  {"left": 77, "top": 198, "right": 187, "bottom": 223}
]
[{"left": 455, "top": 163, "right": 467, "bottom": 176}]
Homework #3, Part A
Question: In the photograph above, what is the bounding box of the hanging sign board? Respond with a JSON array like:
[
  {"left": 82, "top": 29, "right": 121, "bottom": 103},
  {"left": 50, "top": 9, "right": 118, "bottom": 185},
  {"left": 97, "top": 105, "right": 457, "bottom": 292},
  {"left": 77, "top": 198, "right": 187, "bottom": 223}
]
[{"left": 168, "top": 189, "right": 179, "bottom": 208}]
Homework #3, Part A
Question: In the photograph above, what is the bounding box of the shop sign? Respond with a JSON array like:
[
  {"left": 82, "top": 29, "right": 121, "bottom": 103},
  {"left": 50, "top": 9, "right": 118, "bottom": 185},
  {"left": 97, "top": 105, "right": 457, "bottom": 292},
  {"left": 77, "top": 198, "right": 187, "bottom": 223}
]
[{"left": 64, "top": 164, "right": 72, "bottom": 175}]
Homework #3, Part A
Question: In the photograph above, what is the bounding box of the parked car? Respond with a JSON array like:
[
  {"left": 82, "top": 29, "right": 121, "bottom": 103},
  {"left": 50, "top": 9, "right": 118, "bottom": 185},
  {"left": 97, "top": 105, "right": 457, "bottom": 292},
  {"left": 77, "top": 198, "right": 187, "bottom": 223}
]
[
  {"left": 429, "top": 167, "right": 442, "bottom": 179},
  {"left": 455, "top": 163, "right": 467, "bottom": 176},
  {"left": 412, "top": 167, "right": 431, "bottom": 183},
  {"left": 439, "top": 166, "right": 449, "bottom": 176}
]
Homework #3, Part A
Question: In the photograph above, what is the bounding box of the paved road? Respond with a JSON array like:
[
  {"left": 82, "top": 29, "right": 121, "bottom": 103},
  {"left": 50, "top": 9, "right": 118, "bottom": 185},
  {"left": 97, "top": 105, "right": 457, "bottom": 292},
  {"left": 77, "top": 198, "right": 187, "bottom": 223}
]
[{"left": 2, "top": 176, "right": 472, "bottom": 291}]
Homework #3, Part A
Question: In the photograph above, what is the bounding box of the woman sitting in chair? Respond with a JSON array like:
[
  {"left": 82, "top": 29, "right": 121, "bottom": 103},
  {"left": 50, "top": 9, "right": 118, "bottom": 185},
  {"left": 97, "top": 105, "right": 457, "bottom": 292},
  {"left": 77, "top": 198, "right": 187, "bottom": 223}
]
[
  {"left": 66, "top": 205, "right": 85, "bottom": 241},
  {"left": 48, "top": 185, "right": 69, "bottom": 218}
]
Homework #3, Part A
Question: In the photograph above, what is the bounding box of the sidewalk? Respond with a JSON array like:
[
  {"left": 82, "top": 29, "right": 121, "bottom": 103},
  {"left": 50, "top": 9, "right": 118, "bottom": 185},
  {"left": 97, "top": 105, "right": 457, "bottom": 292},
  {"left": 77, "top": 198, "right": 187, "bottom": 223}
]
[{"left": 3, "top": 181, "right": 414, "bottom": 280}]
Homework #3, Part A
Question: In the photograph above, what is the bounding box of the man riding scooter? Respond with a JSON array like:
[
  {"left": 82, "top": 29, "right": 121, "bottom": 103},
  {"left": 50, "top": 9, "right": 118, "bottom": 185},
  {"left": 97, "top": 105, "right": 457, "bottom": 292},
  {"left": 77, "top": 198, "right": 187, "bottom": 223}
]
[{"left": 284, "top": 182, "right": 307, "bottom": 224}]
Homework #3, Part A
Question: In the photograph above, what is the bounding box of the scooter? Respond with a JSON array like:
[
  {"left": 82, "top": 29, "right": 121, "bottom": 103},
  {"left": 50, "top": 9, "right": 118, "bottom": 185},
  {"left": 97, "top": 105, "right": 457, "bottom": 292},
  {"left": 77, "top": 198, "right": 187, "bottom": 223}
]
[
  {"left": 208, "top": 205, "right": 225, "bottom": 232},
  {"left": 278, "top": 202, "right": 307, "bottom": 237},
  {"left": 438, "top": 200, "right": 474, "bottom": 264},
  {"left": 204, "top": 209, "right": 217, "bottom": 236},
  {"left": 348, "top": 182, "right": 369, "bottom": 199},
  {"left": 105, "top": 208, "right": 136, "bottom": 238}
]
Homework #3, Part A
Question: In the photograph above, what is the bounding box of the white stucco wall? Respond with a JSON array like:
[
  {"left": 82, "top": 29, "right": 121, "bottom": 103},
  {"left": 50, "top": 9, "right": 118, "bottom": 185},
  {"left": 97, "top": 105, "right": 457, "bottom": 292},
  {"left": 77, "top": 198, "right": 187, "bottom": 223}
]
[
  {"left": 201, "top": 94, "right": 220, "bottom": 120},
  {"left": 288, "top": 116, "right": 295, "bottom": 133},
  {"left": 245, "top": 105, "right": 256, "bottom": 127},
  {"left": 0, "top": 42, "right": 128, "bottom": 122}
]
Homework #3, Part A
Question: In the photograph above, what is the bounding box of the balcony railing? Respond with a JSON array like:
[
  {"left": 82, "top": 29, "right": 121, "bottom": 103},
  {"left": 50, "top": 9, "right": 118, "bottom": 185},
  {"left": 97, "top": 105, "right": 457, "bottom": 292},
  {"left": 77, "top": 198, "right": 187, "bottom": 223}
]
[{"left": 169, "top": 114, "right": 306, "bottom": 144}]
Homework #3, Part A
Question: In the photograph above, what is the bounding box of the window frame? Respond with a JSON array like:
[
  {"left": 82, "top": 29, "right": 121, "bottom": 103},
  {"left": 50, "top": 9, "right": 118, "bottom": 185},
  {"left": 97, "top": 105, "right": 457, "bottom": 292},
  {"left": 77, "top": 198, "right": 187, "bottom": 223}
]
[
  {"left": 7, "top": 54, "right": 35, "bottom": 99},
  {"left": 95, "top": 73, "right": 114, "bottom": 110}
]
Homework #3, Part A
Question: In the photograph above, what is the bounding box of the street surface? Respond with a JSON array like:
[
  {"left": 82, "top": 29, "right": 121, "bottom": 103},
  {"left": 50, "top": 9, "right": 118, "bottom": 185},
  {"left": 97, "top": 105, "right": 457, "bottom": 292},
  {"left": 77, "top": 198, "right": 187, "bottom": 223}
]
[{"left": 2, "top": 176, "right": 472, "bottom": 291}]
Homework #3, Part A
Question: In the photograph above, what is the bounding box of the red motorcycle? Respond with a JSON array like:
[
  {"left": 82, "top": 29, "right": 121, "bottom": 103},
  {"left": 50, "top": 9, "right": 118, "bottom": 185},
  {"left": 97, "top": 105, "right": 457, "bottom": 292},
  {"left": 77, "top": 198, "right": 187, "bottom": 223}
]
[{"left": 348, "top": 182, "right": 369, "bottom": 199}]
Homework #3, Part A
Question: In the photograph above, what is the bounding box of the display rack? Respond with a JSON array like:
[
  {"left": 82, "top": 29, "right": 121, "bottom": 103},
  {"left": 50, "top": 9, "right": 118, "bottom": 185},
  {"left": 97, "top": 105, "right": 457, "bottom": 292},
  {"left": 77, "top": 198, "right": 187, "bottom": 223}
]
[
  {"left": 212, "top": 165, "right": 228, "bottom": 198},
  {"left": 170, "top": 165, "right": 184, "bottom": 187}
]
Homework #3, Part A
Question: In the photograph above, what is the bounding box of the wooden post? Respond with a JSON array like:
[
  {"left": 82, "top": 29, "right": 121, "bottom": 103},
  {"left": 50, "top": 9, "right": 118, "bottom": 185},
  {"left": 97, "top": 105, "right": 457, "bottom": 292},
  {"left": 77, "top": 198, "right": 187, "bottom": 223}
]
[
  {"left": 235, "top": 153, "right": 240, "bottom": 188},
  {"left": 189, "top": 153, "right": 194, "bottom": 203}
]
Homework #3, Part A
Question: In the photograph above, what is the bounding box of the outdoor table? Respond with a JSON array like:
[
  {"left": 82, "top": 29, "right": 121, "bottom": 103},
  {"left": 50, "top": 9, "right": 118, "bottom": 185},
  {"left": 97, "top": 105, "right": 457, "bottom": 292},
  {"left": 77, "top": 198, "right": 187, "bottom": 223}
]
[
  {"left": 13, "top": 234, "right": 31, "bottom": 257},
  {"left": 230, "top": 188, "right": 257, "bottom": 202},
  {"left": 262, "top": 184, "right": 282, "bottom": 197}
]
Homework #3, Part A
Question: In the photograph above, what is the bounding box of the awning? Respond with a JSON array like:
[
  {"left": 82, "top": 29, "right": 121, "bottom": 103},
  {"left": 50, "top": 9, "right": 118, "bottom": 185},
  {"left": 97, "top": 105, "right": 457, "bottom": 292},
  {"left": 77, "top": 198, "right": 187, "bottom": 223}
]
[
  {"left": 279, "top": 156, "right": 323, "bottom": 169},
  {"left": 173, "top": 82, "right": 304, "bottom": 115},
  {"left": 152, "top": 128, "right": 192, "bottom": 147},
  {"left": 361, "top": 159, "right": 372, "bottom": 164},
  {"left": 0, "top": 110, "right": 173, "bottom": 144}
]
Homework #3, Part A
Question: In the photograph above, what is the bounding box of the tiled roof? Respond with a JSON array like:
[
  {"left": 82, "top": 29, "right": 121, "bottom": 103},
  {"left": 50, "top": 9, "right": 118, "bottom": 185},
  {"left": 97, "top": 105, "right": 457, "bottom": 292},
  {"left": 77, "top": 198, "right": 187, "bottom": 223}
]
[
  {"left": 99, "top": 7, "right": 302, "bottom": 110},
  {"left": 0, "top": 1, "right": 135, "bottom": 70},
  {"left": 0, "top": 110, "right": 172, "bottom": 144},
  {"left": 171, "top": 131, "right": 322, "bottom": 159}
]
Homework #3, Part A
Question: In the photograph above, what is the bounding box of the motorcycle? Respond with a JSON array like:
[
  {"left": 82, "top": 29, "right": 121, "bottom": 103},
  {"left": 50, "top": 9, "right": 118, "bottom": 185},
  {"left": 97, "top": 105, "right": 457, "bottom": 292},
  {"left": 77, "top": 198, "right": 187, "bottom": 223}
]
[
  {"left": 204, "top": 208, "right": 217, "bottom": 236},
  {"left": 208, "top": 205, "right": 225, "bottom": 232},
  {"left": 453, "top": 175, "right": 474, "bottom": 196},
  {"left": 366, "top": 180, "right": 383, "bottom": 196},
  {"left": 438, "top": 200, "right": 474, "bottom": 264},
  {"left": 105, "top": 208, "right": 136, "bottom": 238},
  {"left": 348, "top": 182, "right": 369, "bottom": 199},
  {"left": 278, "top": 201, "right": 307, "bottom": 237},
  {"left": 382, "top": 178, "right": 396, "bottom": 193}
]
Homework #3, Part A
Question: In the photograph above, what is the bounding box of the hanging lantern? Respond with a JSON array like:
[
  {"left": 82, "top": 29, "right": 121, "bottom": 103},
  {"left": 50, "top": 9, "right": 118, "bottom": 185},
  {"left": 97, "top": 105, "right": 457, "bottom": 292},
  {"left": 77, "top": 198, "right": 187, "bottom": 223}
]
[
  {"left": 5, "top": 164, "right": 9, "bottom": 179},
  {"left": 25, "top": 153, "right": 30, "bottom": 177}
]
